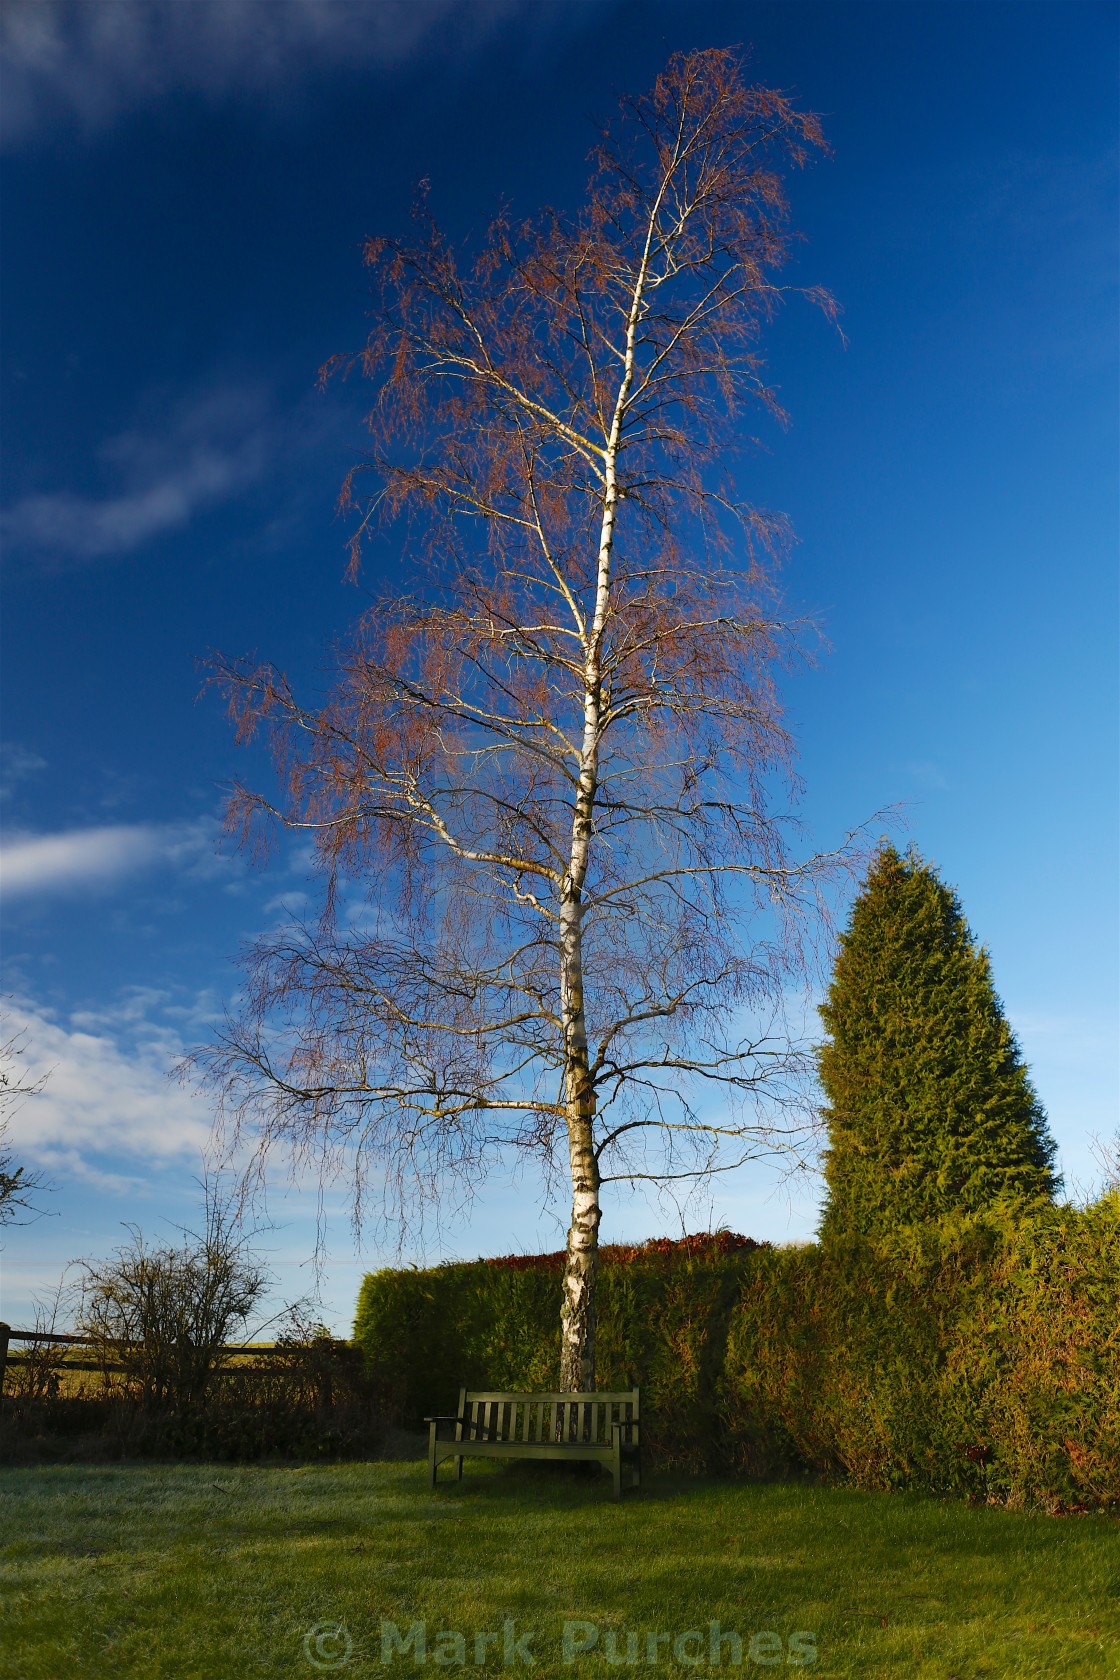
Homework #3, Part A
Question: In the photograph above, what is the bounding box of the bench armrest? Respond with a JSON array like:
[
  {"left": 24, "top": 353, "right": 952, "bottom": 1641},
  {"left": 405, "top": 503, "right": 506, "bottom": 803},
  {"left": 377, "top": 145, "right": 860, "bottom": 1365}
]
[{"left": 424, "top": 1414, "right": 460, "bottom": 1423}]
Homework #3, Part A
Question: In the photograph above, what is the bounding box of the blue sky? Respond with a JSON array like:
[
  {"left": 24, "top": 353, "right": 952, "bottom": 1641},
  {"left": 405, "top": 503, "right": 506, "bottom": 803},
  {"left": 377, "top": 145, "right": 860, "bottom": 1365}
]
[{"left": 1, "top": 0, "right": 1116, "bottom": 1334}]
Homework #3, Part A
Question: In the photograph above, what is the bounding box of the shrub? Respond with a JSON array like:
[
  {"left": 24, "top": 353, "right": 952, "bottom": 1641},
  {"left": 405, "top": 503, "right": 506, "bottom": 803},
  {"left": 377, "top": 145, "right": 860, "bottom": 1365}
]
[
  {"left": 76, "top": 1202, "right": 269, "bottom": 1411},
  {"left": 354, "top": 1207, "right": 1120, "bottom": 1509},
  {"left": 0, "top": 1321, "right": 395, "bottom": 1465}
]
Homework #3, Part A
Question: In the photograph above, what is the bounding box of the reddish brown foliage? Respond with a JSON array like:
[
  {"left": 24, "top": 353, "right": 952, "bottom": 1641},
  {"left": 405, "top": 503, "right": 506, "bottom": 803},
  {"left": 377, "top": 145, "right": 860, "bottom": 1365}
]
[{"left": 483, "top": 1231, "right": 766, "bottom": 1271}]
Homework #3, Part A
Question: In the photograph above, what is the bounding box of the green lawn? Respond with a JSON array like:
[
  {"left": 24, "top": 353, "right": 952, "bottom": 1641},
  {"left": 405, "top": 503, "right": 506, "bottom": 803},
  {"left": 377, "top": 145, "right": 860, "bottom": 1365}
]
[{"left": 1, "top": 1454, "right": 1116, "bottom": 1678}]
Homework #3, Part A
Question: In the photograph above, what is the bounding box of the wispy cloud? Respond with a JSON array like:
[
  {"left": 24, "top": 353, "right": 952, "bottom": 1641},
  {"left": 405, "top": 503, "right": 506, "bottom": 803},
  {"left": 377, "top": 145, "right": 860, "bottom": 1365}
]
[
  {"left": 1, "top": 383, "right": 271, "bottom": 569},
  {"left": 0, "top": 741, "right": 47, "bottom": 800},
  {"left": 0, "top": 991, "right": 374, "bottom": 1332},
  {"left": 2, "top": 994, "right": 213, "bottom": 1179},
  {"left": 0, "top": 817, "right": 228, "bottom": 899},
  {"left": 901, "top": 760, "right": 950, "bottom": 792},
  {"left": 1, "top": 0, "right": 529, "bottom": 148}
]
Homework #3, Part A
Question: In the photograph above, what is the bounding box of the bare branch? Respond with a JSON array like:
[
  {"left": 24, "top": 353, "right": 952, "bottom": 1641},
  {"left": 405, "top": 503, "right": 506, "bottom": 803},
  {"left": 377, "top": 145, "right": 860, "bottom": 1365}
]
[{"left": 198, "top": 48, "right": 847, "bottom": 1390}]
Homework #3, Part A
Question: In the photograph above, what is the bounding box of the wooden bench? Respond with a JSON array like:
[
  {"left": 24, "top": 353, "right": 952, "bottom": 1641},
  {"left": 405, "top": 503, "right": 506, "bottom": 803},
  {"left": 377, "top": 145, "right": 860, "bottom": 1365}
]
[{"left": 426, "top": 1388, "right": 640, "bottom": 1500}]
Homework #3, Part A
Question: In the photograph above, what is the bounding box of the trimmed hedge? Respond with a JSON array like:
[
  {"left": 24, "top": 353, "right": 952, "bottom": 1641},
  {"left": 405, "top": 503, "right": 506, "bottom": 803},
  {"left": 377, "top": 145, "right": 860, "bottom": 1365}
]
[
  {"left": 351, "top": 1234, "right": 758, "bottom": 1467},
  {"left": 353, "top": 1202, "right": 1120, "bottom": 1511}
]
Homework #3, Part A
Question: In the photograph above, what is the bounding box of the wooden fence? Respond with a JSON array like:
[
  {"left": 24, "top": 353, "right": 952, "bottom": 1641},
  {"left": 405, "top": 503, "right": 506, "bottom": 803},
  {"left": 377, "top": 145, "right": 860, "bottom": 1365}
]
[{"left": 0, "top": 1321, "right": 304, "bottom": 1395}]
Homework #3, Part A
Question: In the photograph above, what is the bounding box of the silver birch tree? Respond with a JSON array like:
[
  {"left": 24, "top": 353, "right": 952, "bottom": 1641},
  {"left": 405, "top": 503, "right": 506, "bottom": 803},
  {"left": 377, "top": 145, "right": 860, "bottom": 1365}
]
[{"left": 205, "top": 49, "right": 845, "bottom": 1389}]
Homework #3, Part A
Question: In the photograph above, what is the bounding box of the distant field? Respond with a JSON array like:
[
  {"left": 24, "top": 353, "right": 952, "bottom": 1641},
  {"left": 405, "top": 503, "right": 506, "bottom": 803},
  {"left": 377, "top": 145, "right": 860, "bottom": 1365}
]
[{"left": 1, "top": 1456, "right": 1116, "bottom": 1678}]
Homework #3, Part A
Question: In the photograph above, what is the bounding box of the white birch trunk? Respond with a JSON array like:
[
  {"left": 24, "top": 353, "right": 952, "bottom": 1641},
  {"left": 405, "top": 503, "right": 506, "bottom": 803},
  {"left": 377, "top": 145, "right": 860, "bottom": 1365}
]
[{"left": 558, "top": 227, "right": 655, "bottom": 1390}]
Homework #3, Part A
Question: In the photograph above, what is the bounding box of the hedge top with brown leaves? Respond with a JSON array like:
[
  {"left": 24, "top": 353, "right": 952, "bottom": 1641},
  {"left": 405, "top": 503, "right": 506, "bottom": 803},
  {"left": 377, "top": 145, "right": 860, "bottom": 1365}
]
[{"left": 482, "top": 1231, "right": 764, "bottom": 1271}]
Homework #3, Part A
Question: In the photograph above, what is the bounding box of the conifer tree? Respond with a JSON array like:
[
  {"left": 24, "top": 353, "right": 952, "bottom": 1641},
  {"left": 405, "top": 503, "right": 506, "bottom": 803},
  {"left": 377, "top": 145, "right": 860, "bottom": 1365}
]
[{"left": 818, "top": 845, "right": 1059, "bottom": 1239}]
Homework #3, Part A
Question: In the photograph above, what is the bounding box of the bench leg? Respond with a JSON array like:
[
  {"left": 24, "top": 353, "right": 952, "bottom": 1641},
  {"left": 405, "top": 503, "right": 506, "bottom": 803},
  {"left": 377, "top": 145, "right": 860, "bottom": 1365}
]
[
  {"left": 612, "top": 1441, "right": 622, "bottom": 1502},
  {"left": 429, "top": 1424, "right": 438, "bottom": 1489}
]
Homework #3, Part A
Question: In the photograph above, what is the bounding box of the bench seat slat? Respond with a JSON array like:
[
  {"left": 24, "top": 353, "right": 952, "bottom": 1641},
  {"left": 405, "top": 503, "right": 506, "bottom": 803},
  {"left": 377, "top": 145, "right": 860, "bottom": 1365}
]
[
  {"left": 453, "top": 1391, "right": 637, "bottom": 1404},
  {"left": 439, "top": 1439, "right": 619, "bottom": 1462}
]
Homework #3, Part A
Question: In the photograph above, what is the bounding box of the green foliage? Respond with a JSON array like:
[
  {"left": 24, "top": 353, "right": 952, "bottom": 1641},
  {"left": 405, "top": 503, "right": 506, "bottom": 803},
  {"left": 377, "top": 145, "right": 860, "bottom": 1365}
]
[
  {"left": 817, "top": 844, "right": 1059, "bottom": 1239},
  {"left": 721, "top": 1200, "right": 1120, "bottom": 1510},
  {"left": 352, "top": 1234, "right": 760, "bottom": 1468},
  {"left": 355, "top": 1203, "right": 1120, "bottom": 1510}
]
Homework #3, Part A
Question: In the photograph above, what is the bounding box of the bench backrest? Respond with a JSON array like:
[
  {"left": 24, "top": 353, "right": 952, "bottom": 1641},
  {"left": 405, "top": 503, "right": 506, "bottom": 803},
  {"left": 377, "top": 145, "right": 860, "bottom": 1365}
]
[{"left": 457, "top": 1389, "right": 639, "bottom": 1445}]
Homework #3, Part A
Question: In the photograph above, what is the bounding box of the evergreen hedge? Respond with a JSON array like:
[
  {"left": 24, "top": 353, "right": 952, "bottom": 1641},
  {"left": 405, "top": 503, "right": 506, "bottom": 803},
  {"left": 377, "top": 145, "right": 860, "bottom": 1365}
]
[{"left": 353, "top": 1206, "right": 1120, "bottom": 1511}]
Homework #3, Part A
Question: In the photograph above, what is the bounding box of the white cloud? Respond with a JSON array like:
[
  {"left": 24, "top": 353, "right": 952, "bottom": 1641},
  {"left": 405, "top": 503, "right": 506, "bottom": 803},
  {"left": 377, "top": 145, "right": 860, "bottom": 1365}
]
[
  {"left": 0, "top": 741, "right": 46, "bottom": 780},
  {"left": 2, "top": 994, "right": 212, "bottom": 1178},
  {"left": 0, "top": 817, "right": 228, "bottom": 899},
  {"left": 901, "top": 759, "right": 950, "bottom": 792},
  {"left": 263, "top": 889, "right": 310, "bottom": 917},
  {"left": 4, "top": 458, "right": 237, "bottom": 561},
  {"left": 1, "top": 383, "right": 271, "bottom": 568},
  {"left": 0, "top": 0, "right": 528, "bottom": 148},
  {"left": 0, "top": 741, "right": 47, "bottom": 801}
]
